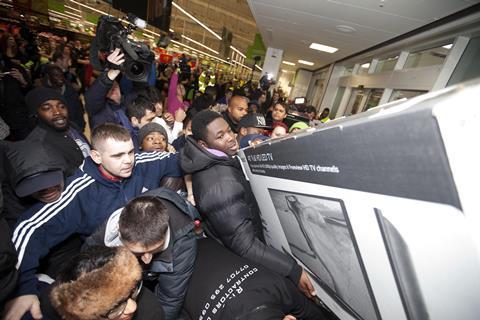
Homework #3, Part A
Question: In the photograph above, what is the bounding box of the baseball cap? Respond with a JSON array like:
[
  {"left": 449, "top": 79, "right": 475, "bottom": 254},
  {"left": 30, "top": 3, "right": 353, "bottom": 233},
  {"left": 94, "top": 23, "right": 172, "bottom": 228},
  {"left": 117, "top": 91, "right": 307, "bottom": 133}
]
[
  {"left": 240, "top": 134, "right": 269, "bottom": 148},
  {"left": 15, "top": 170, "right": 64, "bottom": 198},
  {"left": 239, "top": 113, "right": 272, "bottom": 130}
]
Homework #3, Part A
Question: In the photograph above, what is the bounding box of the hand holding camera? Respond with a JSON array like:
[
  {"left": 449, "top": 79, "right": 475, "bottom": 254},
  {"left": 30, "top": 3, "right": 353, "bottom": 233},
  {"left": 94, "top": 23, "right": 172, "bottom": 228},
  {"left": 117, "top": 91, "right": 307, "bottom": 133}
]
[{"left": 106, "top": 48, "right": 125, "bottom": 80}]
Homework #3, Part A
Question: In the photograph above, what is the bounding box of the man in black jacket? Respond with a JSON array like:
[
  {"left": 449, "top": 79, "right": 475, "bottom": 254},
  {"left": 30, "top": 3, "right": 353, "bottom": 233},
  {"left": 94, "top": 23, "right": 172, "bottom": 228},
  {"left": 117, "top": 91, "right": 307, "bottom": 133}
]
[
  {"left": 83, "top": 188, "right": 198, "bottom": 320},
  {"left": 24, "top": 87, "right": 90, "bottom": 175},
  {"left": 183, "top": 238, "right": 329, "bottom": 320},
  {"left": 180, "top": 110, "right": 316, "bottom": 300}
]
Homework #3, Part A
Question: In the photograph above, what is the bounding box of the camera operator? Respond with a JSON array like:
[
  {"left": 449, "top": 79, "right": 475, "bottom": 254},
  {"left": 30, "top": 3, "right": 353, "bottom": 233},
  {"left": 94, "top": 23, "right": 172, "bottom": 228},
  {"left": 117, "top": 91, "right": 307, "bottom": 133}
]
[{"left": 84, "top": 48, "right": 134, "bottom": 134}]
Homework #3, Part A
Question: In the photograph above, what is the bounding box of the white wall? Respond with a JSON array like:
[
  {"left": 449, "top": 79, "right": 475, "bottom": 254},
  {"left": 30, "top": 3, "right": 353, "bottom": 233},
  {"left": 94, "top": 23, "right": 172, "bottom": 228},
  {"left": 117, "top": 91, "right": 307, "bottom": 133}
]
[{"left": 289, "top": 69, "right": 313, "bottom": 99}]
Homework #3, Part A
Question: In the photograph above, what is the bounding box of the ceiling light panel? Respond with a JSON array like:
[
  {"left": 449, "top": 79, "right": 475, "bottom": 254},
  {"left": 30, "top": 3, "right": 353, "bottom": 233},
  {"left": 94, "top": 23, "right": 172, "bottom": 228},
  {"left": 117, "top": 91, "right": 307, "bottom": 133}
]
[
  {"left": 282, "top": 61, "right": 296, "bottom": 66},
  {"left": 309, "top": 43, "right": 338, "bottom": 53},
  {"left": 298, "top": 59, "right": 314, "bottom": 66}
]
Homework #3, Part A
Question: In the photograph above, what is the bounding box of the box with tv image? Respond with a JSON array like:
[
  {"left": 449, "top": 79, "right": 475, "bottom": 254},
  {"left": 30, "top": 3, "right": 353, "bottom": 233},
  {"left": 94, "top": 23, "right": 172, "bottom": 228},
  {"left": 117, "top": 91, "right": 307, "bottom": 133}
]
[{"left": 238, "top": 79, "right": 480, "bottom": 320}]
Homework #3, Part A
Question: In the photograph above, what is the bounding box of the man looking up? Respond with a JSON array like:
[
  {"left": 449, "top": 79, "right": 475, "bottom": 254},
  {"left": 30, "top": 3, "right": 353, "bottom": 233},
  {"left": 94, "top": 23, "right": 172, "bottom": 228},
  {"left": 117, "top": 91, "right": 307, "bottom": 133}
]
[
  {"left": 222, "top": 95, "right": 248, "bottom": 134},
  {"left": 4, "top": 123, "right": 188, "bottom": 320},
  {"left": 180, "top": 110, "right": 316, "bottom": 302}
]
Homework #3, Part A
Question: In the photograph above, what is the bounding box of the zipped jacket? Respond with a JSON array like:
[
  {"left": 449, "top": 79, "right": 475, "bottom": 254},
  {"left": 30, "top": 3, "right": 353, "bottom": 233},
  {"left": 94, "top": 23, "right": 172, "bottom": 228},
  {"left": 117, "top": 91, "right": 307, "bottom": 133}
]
[{"left": 11, "top": 151, "right": 182, "bottom": 297}]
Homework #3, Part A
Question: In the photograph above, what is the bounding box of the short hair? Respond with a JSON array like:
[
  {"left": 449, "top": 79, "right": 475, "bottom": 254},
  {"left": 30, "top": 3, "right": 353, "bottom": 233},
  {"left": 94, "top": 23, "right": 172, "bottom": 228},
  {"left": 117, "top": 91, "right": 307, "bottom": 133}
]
[
  {"left": 204, "top": 86, "right": 217, "bottom": 99},
  {"left": 51, "top": 51, "right": 65, "bottom": 63},
  {"left": 305, "top": 105, "right": 317, "bottom": 115},
  {"left": 126, "top": 95, "right": 155, "bottom": 120},
  {"left": 250, "top": 89, "right": 265, "bottom": 101},
  {"left": 119, "top": 196, "right": 169, "bottom": 247},
  {"left": 56, "top": 246, "right": 117, "bottom": 283},
  {"left": 46, "top": 64, "right": 63, "bottom": 78},
  {"left": 228, "top": 95, "right": 248, "bottom": 108},
  {"left": 191, "top": 94, "right": 214, "bottom": 112},
  {"left": 91, "top": 123, "right": 131, "bottom": 150},
  {"left": 274, "top": 102, "right": 289, "bottom": 114},
  {"left": 191, "top": 110, "right": 222, "bottom": 142},
  {"left": 138, "top": 86, "right": 162, "bottom": 103}
]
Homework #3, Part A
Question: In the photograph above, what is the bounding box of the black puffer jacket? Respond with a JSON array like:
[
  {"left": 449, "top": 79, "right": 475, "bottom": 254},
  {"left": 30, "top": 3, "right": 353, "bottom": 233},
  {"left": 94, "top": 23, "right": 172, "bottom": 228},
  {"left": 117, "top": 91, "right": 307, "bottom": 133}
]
[{"left": 180, "top": 136, "right": 301, "bottom": 284}]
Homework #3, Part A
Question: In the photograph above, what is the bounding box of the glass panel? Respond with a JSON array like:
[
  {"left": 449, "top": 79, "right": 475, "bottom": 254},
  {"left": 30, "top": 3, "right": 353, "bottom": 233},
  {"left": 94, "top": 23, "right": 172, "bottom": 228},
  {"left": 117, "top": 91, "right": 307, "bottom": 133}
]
[
  {"left": 374, "top": 56, "right": 398, "bottom": 73},
  {"left": 357, "top": 62, "right": 370, "bottom": 75},
  {"left": 363, "top": 89, "right": 384, "bottom": 111},
  {"left": 448, "top": 36, "right": 480, "bottom": 86},
  {"left": 389, "top": 90, "right": 427, "bottom": 102},
  {"left": 330, "top": 87, "right": 345, "bottom": 119},
  {"left": 345, "top": 89, "right": 365, "bottom": 116},
  {"left": 342, "top": 66, "right": 354, "bottom": 76},
  {"left": 404, "top": 44, "right": 451, "bottom": 69}
]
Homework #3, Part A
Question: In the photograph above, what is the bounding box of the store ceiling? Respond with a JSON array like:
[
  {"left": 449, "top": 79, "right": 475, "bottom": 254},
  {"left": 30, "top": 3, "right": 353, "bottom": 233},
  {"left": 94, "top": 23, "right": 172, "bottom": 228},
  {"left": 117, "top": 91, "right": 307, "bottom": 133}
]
[{"left": 247, "top": 0, "right": 479, "bottom": 71}]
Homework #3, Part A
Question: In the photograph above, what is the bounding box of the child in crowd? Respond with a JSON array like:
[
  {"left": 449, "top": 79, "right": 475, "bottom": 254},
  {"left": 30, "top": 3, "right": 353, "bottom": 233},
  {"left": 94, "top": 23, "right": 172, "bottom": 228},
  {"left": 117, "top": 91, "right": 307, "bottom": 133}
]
[
  {"left": 270, "top": 122, "right": 289, "bottom": 139},
  {"left": 138, "top": 122, "right": 175, "bottom": 153},
  {"left": 289, "top": 121, "right": 310, "bottom": 133}
]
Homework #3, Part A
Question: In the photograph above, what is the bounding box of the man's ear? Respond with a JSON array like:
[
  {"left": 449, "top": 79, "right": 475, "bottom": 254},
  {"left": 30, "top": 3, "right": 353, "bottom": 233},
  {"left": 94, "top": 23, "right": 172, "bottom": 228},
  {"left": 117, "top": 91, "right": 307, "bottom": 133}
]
[
  {"left": 130, "top": 117, "right": 139, "bottom": 127},
  {"left": 198, "top": 140, "right": 208, "bottom": 149},
  {"left": 90, "top": 149, "right": 102, "bottom": 165}
]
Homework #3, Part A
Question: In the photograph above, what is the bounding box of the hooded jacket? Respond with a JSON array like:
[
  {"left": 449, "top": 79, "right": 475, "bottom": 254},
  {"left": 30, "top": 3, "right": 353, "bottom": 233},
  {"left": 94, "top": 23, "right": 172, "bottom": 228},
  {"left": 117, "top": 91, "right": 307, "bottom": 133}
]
[
  {"left": 11, "top": 151, "right": 182, "bottom": 298},
  {"left": 180, "top": 136, "right": 301, "bottom": 284},
  {"left": 83, "top": 187, "right": 198, "bottom": 320}
]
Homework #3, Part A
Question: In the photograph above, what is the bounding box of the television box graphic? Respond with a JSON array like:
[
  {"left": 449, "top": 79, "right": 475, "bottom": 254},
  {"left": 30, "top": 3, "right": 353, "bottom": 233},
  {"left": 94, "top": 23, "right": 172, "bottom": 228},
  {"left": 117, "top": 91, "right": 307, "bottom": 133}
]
[{"left": 238, "top": 80, "right": 480, "bottom": 320}]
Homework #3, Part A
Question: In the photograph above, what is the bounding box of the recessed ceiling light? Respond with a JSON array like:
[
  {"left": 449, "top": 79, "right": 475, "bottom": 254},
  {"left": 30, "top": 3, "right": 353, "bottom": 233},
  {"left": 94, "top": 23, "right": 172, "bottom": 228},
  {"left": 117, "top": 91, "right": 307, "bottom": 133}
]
[
  {"left": 442, "top": 44, "right": 453, "bottom": 49},
  {"left": 298, "top": 59, "right": 314, "bottom": 66},
  {"left": 282, "top": 61, "right": 296, "bottom": 66},
  {"left": 336, "top": 25, "right": 356, "bottom": 33},
  {"left": 309, "top": 43, "right": 338, "bottom": 53},
  {"left": 361, "top": 63, "right": 370, "bottom": 68}
]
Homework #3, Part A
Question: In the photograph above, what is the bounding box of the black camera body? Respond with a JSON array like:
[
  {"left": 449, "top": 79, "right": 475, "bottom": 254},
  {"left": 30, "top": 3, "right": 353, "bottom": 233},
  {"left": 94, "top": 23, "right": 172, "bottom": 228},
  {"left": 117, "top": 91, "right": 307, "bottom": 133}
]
[
  {"left": 259, "top": 74, "right": 276, "bottom": 91},
  {"left": 90, "top": 15, "right": 154, "bottom": 83}
]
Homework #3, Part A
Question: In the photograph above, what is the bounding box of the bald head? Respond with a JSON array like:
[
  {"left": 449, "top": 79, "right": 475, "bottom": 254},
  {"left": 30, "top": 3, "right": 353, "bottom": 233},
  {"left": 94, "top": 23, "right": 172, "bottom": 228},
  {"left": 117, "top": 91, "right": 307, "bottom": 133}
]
[{"left": 227, "top": 96, "right": 248, "bottom": 123}]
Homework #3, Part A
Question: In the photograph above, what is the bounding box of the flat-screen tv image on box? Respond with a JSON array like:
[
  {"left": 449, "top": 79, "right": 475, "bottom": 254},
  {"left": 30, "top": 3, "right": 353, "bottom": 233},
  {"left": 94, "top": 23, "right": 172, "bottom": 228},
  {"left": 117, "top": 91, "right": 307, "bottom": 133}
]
[{"left": 268, "top": 189, "right": 379, "bottom": 320}]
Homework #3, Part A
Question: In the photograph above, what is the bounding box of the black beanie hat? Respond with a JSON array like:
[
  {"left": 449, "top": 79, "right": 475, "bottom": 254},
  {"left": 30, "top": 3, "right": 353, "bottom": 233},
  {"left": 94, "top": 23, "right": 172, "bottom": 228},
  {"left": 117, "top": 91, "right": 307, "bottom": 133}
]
[
  {"left": 25, "top": 87, "right": 67, "bottom": 116},
  {"left": 138, "top": 122, "right": 169, "bottom": 146}
]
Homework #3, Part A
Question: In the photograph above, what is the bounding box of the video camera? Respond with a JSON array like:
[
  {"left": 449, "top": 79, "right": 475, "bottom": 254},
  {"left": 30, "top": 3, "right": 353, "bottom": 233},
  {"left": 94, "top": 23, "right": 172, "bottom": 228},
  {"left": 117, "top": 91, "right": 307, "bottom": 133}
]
[
  {"left": 259, "top": 74, "right": 276, "bottom": 91},
  {"left": 90, "top": 14, "right": 154, "bottom": 83}
]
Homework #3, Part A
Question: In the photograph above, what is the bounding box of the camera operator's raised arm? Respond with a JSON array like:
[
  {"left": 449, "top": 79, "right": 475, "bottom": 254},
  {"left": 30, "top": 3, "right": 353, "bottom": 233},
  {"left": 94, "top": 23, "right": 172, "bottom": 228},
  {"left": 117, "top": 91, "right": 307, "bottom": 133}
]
[{"left": 106, "top": 48, "right": 125, "bottom": 81}]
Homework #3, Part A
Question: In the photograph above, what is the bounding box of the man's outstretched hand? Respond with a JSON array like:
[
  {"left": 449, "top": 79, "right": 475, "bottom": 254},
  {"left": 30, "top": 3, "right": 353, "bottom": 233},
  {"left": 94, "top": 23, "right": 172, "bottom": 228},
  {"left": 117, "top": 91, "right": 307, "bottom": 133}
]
[
  {"left": 298, "top": 268, "right": 316, "bottom": 299},
  {"left": 3, "top": 295, "right": 42, "bottom": 320}
]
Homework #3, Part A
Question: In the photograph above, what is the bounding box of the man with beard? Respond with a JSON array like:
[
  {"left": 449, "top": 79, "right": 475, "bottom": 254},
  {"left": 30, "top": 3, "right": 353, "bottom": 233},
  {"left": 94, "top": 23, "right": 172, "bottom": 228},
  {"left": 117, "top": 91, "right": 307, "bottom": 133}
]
[
  {"left": 24, "top": 87, "right": 90, "bottom": 176},
  {"left": 221, "top": 95, "right": 249, "bottom": 134},
  {"left": 180, "top": 110, "right": 316, "bottom": 303},
  {"left": 42, "top": 65, "right": 85, "bottom": 131}
]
